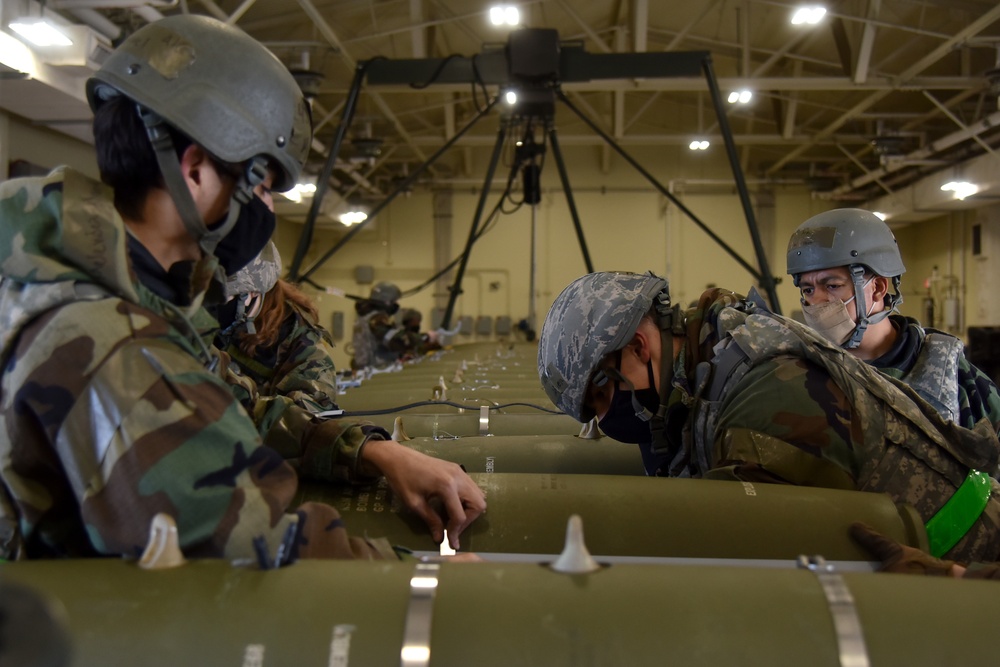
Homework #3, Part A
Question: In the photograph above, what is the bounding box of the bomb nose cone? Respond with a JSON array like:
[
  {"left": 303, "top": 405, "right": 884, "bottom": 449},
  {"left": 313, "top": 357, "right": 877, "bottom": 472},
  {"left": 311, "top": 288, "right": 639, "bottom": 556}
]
[
  {"left": 139, "top": 513, "right": 186, "bottom": 570},
  {"left": 551, "top": 514, "right": 601, "bottom": 574}
]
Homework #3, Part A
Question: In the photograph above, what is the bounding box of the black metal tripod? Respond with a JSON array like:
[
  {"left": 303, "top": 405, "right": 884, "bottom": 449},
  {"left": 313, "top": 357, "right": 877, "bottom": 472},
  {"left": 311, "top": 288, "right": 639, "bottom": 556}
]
[{"left": 287, "top": 43, "right": 782, "bottom": 329}]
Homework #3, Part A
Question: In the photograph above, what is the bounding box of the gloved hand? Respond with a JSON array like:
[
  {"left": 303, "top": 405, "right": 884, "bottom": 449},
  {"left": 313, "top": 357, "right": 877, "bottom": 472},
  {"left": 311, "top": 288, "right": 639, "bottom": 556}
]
[{"left": 849, "top": 522, "right": 960, "bottom": 577}]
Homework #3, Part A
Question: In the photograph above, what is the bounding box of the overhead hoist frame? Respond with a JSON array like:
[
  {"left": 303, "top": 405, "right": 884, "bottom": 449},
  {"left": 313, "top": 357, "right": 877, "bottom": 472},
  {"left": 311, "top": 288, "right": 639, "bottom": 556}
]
[{"left": 287, "top": 32, "right": 783, "bottom": 326}]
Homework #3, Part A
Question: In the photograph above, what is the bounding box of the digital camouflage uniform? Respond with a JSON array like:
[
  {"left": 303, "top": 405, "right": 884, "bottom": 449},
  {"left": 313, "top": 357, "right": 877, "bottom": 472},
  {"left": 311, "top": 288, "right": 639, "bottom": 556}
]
[
  {"left": 872, "top": 314, "right": 1000, "bottom": 432},
  {"left": 669, "top": 289, "right": 1000, "bottom": 563},
  {"left": 0, "top": 169, "right": 393, "bottom": 561},
  {"left": 228, "top": 301, "right": 341, "bottom": 413},
  {"left": 351, "top": 310, "right": 421, "bottom": 370}
]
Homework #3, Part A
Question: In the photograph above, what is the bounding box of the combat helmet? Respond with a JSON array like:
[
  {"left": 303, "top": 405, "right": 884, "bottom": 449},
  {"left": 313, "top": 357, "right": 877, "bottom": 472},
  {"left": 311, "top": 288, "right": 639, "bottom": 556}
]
[
  {"left": 86, "top": 15, "right": 311, "bottom": 255},
  {"left": 537, "top": 272, "right": 671, "bottom": 422},
  {"left": 369, "top": 282, "right": 402, "bottom": 313},
  {"left": 786, "top": 208, "right": 905, "bottom": 348}
]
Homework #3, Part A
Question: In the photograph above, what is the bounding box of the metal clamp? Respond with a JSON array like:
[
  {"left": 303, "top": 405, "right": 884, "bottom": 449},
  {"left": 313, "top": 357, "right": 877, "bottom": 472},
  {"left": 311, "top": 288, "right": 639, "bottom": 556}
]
[
  {"left": 797, "top": 555, "right": 870, "bottom": 667},
  {"left": 479, "top": 405, "right": 491, "bottom": 436},
  {"left": 400, "top": 562, "right": 440, "bottom": 667}
]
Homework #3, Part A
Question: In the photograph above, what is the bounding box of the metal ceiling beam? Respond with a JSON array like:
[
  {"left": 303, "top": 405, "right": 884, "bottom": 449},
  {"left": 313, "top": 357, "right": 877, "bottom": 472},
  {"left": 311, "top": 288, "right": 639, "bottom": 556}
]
[
  {"left": 829, "top": 109, "right": 1000, "bottom": 195},
  {"left": 196, "top": 0, "right": 228, "bottom": 21},
  {"left": 825, "top": 87, "right": 982, "bottom": 184},
  {"left": 922, "top": 90, "right": 1000, "bottom": 160},
  {"left": 555, "top": 0, "right": 612, "bottom": 53},
  {"left": 664, "top": 0, "right": 722, "bottom": 50},
  {"left": 765, "top": 5, "right": 1000, "bottom": 175},
  {"left": 354, "top": 76, "right": 980, "bottom": 94},
  {"left": 633, "top": 0, "right": 647, "bottom": 53},
  {"left": 853, "top": 0, "right": 880, "bottom": 84},
  {"left": 225, "top": 0, "right": 256, "bottom": 25},
  {"left": 835, "top": 143, "right": 894, "bottom": 197},
  {"left": 751, "top": 0, "right": 953, "bottom": 40},
  {"left": 782, "top": 61, "right": 802, "bottom": 139},
  {"left": 410, "top": 0, "right": 426, "bottom": 57},
  {"left": 297, "top": 0, "right": 432, "bottom": 167},
  {"left": 402, "top": 133, "right": 872, "bottom": 147}
]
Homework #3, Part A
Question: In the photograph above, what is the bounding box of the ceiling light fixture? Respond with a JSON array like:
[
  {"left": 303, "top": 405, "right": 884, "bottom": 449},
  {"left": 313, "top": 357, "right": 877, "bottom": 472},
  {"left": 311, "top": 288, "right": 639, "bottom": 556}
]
[
  {"left": 689, "top": 140, "right": 710, "bottom": 150},
  {"left": 339, "top": 210, "right": 368, "bottom": 226},
  {"left": 941, "top": 181, "right": 978, "bottom": 200},
  {"left": 727, "top": 90, "right": 752, "bottom": 104},
  {"left": 872, "top": 212, "right": 887, "bottom": 221},
  {"left": 489, "top": 5, "right": 520, "bottom": 26},
  {"left": 9, "top": 19, "right": 73, "bottom": 47},
  {"left": 791, "top": 6, "right": 827, "bottom": 25},
  {"left": 0, "top": 30, "right": 35, "bottom": 74},
  {"left": 280, "top": 182, "right": 316, "bottom": 204},
  {"left": 505, "top": 90, "right": 517, "bottom": 105}
]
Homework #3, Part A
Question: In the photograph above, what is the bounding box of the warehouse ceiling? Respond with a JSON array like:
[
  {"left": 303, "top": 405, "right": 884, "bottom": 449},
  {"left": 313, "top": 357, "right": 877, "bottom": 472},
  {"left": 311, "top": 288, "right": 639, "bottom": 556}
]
[{"left": 4, "top": 0, "right": 1000, "bottom": 222}]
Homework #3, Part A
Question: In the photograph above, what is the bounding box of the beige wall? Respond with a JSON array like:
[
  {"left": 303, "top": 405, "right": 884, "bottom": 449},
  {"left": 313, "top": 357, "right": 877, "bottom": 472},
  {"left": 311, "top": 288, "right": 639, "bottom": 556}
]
[
  {"left": 281, "top": 145, "right": 827, "bottom": 370},
  {"left": 2, "top": 111, "right": 98, "bottom": 179}
]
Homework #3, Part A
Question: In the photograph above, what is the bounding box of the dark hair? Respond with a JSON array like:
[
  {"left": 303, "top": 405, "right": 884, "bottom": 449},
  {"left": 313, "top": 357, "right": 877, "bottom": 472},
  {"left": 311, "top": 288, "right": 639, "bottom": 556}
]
[{"left": 92, "top": 95, "right": 194, "bottom": 221}]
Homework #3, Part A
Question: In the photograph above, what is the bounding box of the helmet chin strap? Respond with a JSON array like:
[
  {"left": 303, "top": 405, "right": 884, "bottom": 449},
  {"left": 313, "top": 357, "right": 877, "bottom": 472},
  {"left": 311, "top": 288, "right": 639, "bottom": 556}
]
[
  {"left": 138, "top": 106, "right": 267, "bottom": 257},
  {"left": 603, "top": 354, "right": 657, "bottom": 422},
  {"left": 648, "top": 289, "right": 684, "bottom": 460},
  {"left": 844, "top": 264, "right": 894, "bottom": 349}
]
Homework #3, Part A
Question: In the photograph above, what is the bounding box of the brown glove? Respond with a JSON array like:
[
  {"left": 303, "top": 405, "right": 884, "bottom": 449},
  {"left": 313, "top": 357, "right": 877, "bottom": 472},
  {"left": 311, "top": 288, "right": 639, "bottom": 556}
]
[{"left": 849, "top": 522, "right": 958, "bottom": 576}]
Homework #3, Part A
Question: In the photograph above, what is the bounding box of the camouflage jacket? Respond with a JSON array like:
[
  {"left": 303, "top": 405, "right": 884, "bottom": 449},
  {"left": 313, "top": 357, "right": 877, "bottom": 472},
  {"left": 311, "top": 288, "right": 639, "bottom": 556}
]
[
  {"left": 872, "top": 315, "right": 1000, "bottom": 432},
  {"left": 228, "top": 301, "right": 341, "bottom": 412},
  {"left": 0, "top": 168, "right": 392, "bottom": 561},
  {"left": 351, "top": 310, "right": 419, "bottom": 370},
  {"left": 666, "top": 288, "right": 1000, "bottom": 562}
]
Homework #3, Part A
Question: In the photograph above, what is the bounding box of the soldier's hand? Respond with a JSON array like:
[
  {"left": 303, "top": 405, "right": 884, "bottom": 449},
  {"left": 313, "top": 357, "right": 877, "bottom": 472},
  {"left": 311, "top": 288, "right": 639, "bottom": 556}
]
[
  {"left": 361, "top": 440, "right": 486, "bottom": 549},
  {"left": 849, "top": 522, "right": 962, "bottom": 577}
]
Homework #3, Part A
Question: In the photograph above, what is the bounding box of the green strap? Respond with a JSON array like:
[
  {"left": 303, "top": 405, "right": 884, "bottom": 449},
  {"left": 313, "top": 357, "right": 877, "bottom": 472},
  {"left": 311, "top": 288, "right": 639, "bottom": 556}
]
[{"left": 925, "top": 470, "right": 993, "bottom": 558}]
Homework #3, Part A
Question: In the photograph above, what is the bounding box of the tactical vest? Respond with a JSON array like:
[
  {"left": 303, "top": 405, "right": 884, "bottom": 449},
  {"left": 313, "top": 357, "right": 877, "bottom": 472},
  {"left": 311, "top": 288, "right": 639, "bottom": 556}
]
[
  {"left": 688, "top": 304, "right": 1000, "bottom": 562},
  {"left": 892, "top": 328, "right": 963, "bottom": 424}
]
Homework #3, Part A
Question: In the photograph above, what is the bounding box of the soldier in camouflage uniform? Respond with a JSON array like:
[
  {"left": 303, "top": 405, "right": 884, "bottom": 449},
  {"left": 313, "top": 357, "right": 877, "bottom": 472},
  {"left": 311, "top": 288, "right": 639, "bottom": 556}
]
[
  {"left": 351, "top": 282, "right": 421, "bottom": 370},
  {"left": 220, "top": 245, "right": 341, "bottom": 413},
  {"left": 0, "top": 15, "right": 484, "bottom": 562},
  {"left": 787, "top": 208, "right": 1000, "bottom": 432},
  {"left": 538, "top": 272, "right": 1000, "bottom": 563},
  {"left": 399, "top": 308, "right": 442, "bottom": 357}
]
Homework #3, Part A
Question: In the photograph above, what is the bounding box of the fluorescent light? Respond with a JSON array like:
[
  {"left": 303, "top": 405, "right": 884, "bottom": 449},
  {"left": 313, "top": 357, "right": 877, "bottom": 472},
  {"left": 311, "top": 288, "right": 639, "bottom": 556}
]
[
  {"left": 689, "top": 140, "right": 709, "bottom": 150},
  {"left": 489, "top": 5, "right": 519, "bottom": 26},
  {"left": 339, "top": 211, "right": 368, "bottom": 226},
  {"left": 9, "top": 20, "right": 73, "bottom": 47},
  {"left": 401, "top": 646, "right": 431, "bottom": 662},
  {"left": 280, "top": 182, "right": 316, "bottom": 203},
  {"left": 505, "top": 90, "right": 517, "bottom": 105},
  {"left": 791, "top": 6, "right": 827, "bottom": 25},
  {"left": 872, "top": 211, "right": 887, "bottom": 221},
  {"left": 941, "top": 181, "right": 978, "bottom": 200},
  {"left": 728, "top": 90, "right": 752, "bottom": 104},
  {"left": 0, "top": 30, "right": 35, "bottom": 74}
]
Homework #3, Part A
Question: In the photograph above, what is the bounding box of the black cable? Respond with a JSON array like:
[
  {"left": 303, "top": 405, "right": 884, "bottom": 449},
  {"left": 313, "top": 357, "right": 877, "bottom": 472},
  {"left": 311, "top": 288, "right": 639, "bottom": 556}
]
[
  {"left": 409, "top": 54, "right": 464, "bottom": 90},
  {"left": 341, "top": 400, "right": 564, "bottom": 416},
  {"left": 397, "top": 143, "right": 522, "bottom": 298},
  {"left": 469, "top": 54, "right": 491, "bottom": 114}
]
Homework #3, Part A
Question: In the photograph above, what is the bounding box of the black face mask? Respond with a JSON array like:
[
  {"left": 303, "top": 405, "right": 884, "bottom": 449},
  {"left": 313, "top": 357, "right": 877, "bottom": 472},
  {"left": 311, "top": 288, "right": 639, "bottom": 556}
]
[
  {"left": 211, "top": 195, "right": 276, "bottom": 276},
  {"left": 597, "top": 355, "right": 660, "bottom": 444}
]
